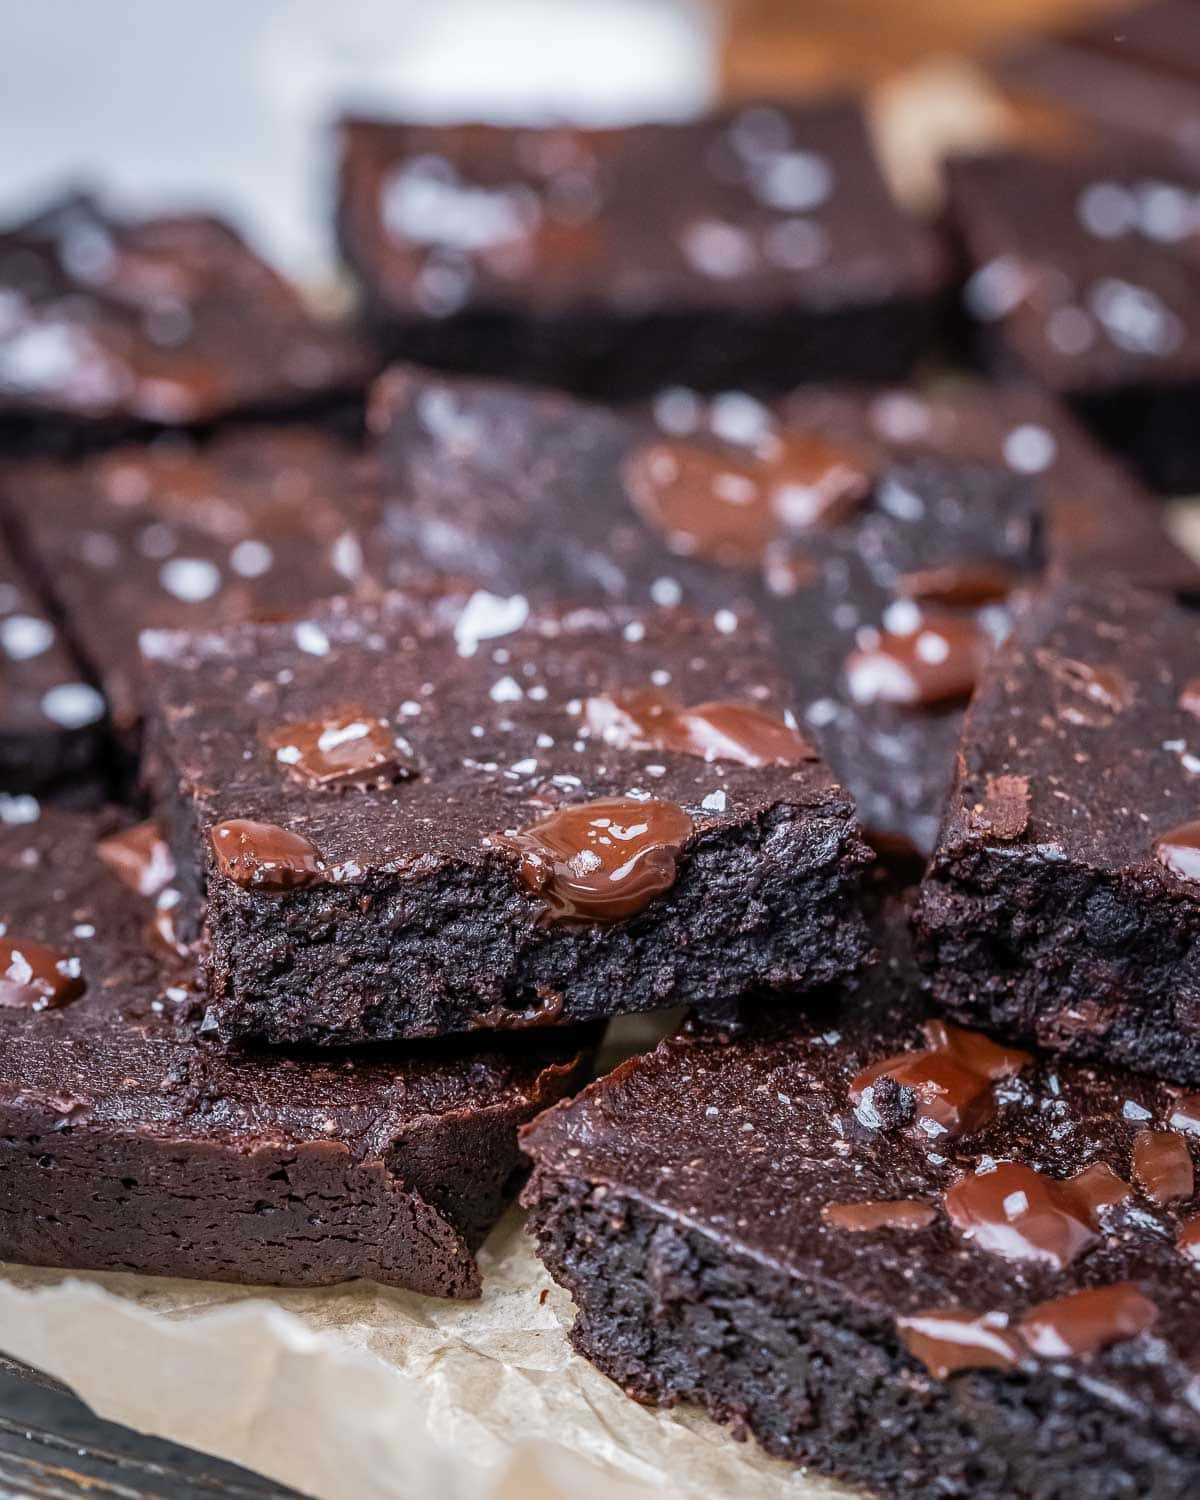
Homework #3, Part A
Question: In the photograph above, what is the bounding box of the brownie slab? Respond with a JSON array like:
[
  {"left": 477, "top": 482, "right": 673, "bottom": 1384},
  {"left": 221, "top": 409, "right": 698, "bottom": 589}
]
[
  {"left": 0, "top": 426, "right": 381, "bottom": 745},
  {"left": 0, "top": 806, "right": 590, "bottom": 1294},
  {"left": 0, "top": 193, "right": 370, "bottom": 431},
  {"left": 915, "top": 580, "right": 1200, "bottom": 1084},
  {"left": 368, "top": 366, "right": 1194, "bottom": 854},
  {"left": 523, "top": 940, "right": 1200, "bottom": 1499},
  {"left": 142, "top": 590, "right": 871, "bottom": 1045},
  {"left": 0, "top": 528, "right": 107, "bottom": 795},
  {"left": 336, "top": 100, "right": 946, "bottom": 395},
  {"left": 947, "top": 147, "right": 1200, "bottom": 490}
]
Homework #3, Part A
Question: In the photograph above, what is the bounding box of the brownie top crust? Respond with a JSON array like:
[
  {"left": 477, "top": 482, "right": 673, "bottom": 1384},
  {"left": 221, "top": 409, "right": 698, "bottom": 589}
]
[
  {"left": 142, "top": 588, "right": 852, "bottom": 881},
  {"left": 0, "top": 805, "right": 585, "bottom": 1149},
  {"left": 1, "top": 426, "right": 381, "bottom": 734},
  {"left": 928, "top": 580, "right": 1200, "bottom": 876},
  {"left": 949, "top": 147, "right": 1200, "bottom": 394},
  {"left": 0, "top": 192, "right": 371, "bottom": 425},
  {"left": 524, "top": 947, "right": 1200, "bottom": 1441},
  {"left": 337, "top": 99, "right": 945, "bottom": 320}
]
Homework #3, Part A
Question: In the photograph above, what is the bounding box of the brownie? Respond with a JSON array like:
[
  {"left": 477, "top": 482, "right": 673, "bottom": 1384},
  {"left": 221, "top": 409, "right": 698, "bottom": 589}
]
[
  {"left": 0, "top": 527, "right": 107, "bottom": 795},
  {"left": 523, "top": 936, "right": 1200, "bottom": 1499},
  {"left": 0, "top": 192, "right": 371, "bottom": 434},
  {"left": 997, "top": 1, "right": 1200, "bottom": 166},
  {"left": 915, "top": 579, "right": 1200, "bottom": 1084},
  {"left": 0, "top": 804, "right": 590, "bottom": 1294},
  {"left": 367, "top": 366, "right": 1194, "bottom": 854},
  {"left": 141, "top": 588, "right": 871, "bottom": 1045},
  {"left": 947, "top": 146, "right": 1200, "bottom": 490},
  {"left": 336, "top": 100, "right": 946, "bottom": 396},
  {"left": 0, "top": 426, "right": 382, "bottom": 748}
]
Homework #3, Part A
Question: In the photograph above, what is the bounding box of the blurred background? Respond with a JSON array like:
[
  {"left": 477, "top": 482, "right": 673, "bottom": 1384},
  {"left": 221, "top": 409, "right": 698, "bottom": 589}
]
[{"left": 0, "top": 0, "right": 1121, "bottom": 277}]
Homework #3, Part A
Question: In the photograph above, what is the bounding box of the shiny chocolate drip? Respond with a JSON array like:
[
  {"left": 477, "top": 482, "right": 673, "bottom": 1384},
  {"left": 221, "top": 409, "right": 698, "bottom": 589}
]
[
  {"left": 943, "top": 1160, "right": 1130, "bottom": 1269},
  {"left": 583, "top": 689, "right": 812, "bottom": 768},
  {"left": 1018, "top": 1283, "right": 1157, "bottom": 1360},
  {"left": 1131, "top": 1129, "right": 1194, "bottom": 1204},
  {"left": 850, "top": 1020, "right": 1031, "bottom": 1140},
  {"left": 487, "top": 797, "right": 693, "bottom": 921},
  {"left": 844, "top": 614, "right": 987, "bottom": 709},
  {"left": 266, "top": 709, "right": 414, "bottom": 790},
  {"left": 209, "top": 819, "right": 326, "bottom": 891}
]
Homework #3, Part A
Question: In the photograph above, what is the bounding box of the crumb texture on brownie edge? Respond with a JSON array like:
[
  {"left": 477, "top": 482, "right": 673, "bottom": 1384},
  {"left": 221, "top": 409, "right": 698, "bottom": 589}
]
[
  {"left": 523, "top": 1179, "right": 1200, "bottom": 1500},
  {"left": 913, "top": 581, "right": 1200, "bottom": 1082}
]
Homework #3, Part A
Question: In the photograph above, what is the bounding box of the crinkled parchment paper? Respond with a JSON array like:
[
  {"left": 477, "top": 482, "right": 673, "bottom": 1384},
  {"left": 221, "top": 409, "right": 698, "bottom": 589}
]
[{"left": 0, "top": 1211, "right": 858, "bottom": 1500}]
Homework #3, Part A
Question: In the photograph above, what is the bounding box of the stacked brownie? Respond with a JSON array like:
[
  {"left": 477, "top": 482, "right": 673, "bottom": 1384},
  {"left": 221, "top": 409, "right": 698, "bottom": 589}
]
[{"left": 0, "top": 191, "right": 615, "bottom": 1295}]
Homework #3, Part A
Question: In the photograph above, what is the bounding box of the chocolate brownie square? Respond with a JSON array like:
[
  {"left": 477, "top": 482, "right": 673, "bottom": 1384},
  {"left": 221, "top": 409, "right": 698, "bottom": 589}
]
[
  {"left": 0, "top": 806, "right": 591, "bottom": 1294},
  {"left": 0, "top": 426, "right": 381, "bottom": 748},
  {"left": 142, "top": 589, "right": 871, "bottom": 1045},
  {"left": 336, "top": 100, "right": 946, "bottom": 395},
  {"left": 0, "top": 192, "right": 371, "bottom": 434},
  {"left": 367, "top": 366, "right": 1194, "bottom": 854},
  {"left": 915, "top": 579, "right": 1200, "bottom": 1084},
  {"left": 0, "top": 528, "right": 107, "bottom": 795},
  {"left": 947, "top": 147, "right": 1200, "bottom": 490},
  {"left": 523, "top": 934, "right": 1200, "bottom": 1499}
]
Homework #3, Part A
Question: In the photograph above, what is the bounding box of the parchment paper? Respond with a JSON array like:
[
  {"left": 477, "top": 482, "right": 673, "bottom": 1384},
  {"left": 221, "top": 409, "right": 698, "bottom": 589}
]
[{"left": 0, "top": 1211, "right": 858, "bottom": 1500}]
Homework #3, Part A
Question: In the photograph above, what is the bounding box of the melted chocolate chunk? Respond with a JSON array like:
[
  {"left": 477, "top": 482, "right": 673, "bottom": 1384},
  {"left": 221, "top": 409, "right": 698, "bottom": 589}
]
[
  {"left": 899, "top": 1285, "right": 1157, "bottom": 1377},
  {"left": 896, "top": 1309, "right": 1024, "bottom": 1379},
  {"left": 582, "top": 689, "right": 813, "bottom": 768},
  {"left": 944, "top": 1160, "right": 1131, "bottom": 1270},
  {"left": 1037, "top": 651, "right": 1135, "bottom": 726},
  {"left": 850, "top": 1019, "right": 1031, "bottom": 1140},
  {"left": 844, "top": 614, "right": 987, "bottom": 709},
  {"left": 209, "top": 819, "right": 326, "bottom": 891},
  {"left": 1155, "top": 822, "right": 1200, "bottom": 883},
  {"left": 623, "top": 431, "right": 875, "bottom": 568},
  {"left": 1019, "top": 1283, "right": 1158, "bottom": 1360},
  {"left": 623, "top": 442, "right": 772, "bottom": 567},
  {"left": 1133, "top": 1129, "right": 1195, "bottom": 1205},
  {"left": 96, "top": 821, "right": 176, "bottom": 898},
  {"left": 489, "top": 797, "right": 693, "bottom": 921},
  {"left": 266, "top": 710, "right": 415, "bottom": 790},
  {"left": 0, "top": 936, "right": 84, "bottom": 1009},
  {"left": 1180, "top": 1216, "right": 1200, "bottom": 1263},
  {"left": 899, "top": 562, "right": 1015, "bottom": 607},
  {"left": 759, "top": 433, "right": 875, "bottom": 530},
  {"left": 821, "top": 1199, "right": 937, "bottom": 1233}
]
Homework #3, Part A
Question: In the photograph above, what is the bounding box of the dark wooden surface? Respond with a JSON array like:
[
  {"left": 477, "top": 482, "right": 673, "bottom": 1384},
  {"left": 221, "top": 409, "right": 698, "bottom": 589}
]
[{"left": 0, "top": 1356, "right": 304, "bottom": 1500}]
